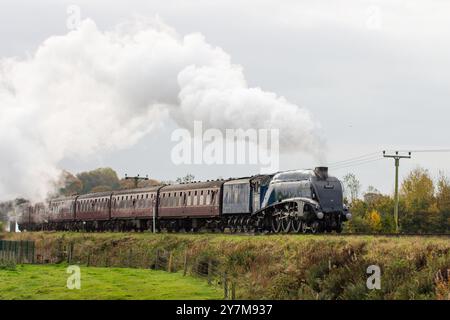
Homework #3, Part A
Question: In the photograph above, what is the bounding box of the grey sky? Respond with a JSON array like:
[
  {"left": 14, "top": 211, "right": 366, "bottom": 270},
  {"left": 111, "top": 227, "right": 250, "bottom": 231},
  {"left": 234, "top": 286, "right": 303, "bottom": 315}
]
[{"left": 2, "top": 0, "right": 450, "bottom": 196}]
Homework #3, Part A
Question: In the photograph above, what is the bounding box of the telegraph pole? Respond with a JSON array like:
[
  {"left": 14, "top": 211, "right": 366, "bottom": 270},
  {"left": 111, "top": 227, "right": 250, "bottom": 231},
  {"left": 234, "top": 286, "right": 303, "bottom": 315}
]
[
  {"left": 383, "top": 151, "right": 411, "bottom": 233},
  {"left": 124, "top": 174, "right": 149, "bottom": 188}
]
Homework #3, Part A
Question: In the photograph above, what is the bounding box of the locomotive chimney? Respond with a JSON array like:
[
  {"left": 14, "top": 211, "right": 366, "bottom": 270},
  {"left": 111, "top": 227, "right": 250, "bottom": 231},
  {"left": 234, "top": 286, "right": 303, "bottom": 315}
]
[{"left": 314, "top": 166, "right": 329, "bottom": 179}]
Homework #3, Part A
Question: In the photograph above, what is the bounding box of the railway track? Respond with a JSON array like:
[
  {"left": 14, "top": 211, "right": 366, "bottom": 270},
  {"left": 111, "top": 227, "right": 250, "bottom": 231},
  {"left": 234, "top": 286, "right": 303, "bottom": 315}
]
[{"left": 192, "top": 231, "right": 450, "bottom": 237}]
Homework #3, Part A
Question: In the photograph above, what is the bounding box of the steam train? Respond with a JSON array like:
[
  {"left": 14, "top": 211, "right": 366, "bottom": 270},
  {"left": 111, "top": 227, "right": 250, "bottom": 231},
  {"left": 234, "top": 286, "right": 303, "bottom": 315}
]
[{"left": 17, "top": 167, "right": 351, "bottom": 234}]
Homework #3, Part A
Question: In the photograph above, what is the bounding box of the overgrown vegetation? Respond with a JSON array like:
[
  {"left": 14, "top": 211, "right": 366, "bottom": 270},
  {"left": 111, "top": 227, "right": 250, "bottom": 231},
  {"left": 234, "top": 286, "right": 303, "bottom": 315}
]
[
  {"left": 343, "top": 168, "right": 450, "bottom": 234},
  {"left": 2, "top": 232, "right": 449, "bottom": 300},
  {"left": 0, "top": 264, "right": 221, "bottom": 300}
]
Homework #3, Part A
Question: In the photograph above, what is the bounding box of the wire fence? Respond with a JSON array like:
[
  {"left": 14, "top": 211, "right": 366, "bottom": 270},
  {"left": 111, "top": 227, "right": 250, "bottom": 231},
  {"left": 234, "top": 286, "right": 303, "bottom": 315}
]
[{"left": 0, "top": 240, "right": 35, "bottom": 264}]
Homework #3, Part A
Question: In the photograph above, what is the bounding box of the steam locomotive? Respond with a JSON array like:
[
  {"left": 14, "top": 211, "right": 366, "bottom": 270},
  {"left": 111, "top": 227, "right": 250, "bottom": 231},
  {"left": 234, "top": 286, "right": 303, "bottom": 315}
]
[{"left": 18, "top": 167, "right": 351, "bottom": 233}]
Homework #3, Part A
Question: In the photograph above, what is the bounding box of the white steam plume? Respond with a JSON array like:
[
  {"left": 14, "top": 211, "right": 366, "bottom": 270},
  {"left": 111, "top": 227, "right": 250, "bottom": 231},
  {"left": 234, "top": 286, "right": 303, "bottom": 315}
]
[{"left": 0, "top": 17, "right": 324, "bottom": 202}]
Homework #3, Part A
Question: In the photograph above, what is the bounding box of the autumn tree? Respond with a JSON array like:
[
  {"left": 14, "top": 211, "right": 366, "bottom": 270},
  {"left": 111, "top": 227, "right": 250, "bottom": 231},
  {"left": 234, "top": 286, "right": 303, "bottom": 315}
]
[
  {"left": 119, "top": 178, "right": 160, "bottom": 189},
  {"left": 401, "top": 167, "right": 434, "bottom": 212},
  {"left": 367, "top": 209, "right": 382, "bottom": 233},
  {"left": 59, "top": 171, "right": 83, "bottom": 196},
  {"left": 342, "top": 173, "right": 361, "bottom": 203},
  {"left": 176, "top": 174, "right": 195, "bottom": 184},
  {"left": 77, "top": 168, "right": 120, "bottom": 193},
  {"left": 400, "top": 167, "right": 436, "bottom": 233},
  {"left": 435, "top": 172, "right": 450, "bottom": 233}
]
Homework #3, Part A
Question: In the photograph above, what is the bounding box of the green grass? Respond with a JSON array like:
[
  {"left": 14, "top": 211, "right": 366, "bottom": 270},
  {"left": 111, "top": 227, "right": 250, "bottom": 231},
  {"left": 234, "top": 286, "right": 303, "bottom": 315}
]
[{"left": 0, "top": 264, "right": 222, "bottom": 300}]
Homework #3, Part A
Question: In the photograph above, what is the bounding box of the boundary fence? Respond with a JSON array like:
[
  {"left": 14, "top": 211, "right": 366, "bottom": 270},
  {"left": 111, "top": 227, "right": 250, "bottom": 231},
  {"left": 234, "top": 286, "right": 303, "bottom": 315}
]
[{"left": 0, "top": 240, "right": 35, "bottom": 264}]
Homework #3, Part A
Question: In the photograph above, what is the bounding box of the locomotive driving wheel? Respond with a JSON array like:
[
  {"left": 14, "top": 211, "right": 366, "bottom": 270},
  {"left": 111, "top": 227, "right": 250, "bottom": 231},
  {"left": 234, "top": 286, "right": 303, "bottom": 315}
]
[
  {"left": 271, "top": 213, "right": 282, "bottom": 233},
  {"left": 281, "top": 215, "right": 291, "bottom": 233},
  {"left": 291, "top": 217, "right": 302, "bottom": 233}
]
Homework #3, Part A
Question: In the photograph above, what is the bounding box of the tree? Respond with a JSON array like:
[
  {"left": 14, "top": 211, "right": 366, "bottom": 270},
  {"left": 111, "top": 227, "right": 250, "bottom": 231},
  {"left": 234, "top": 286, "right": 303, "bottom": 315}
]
[
  {"left": 342, "top": 173, "right": 361, "bottom": 203},
  {"left": 59, "top": 171, "right": 83, "bottom": 196},
  {"left": 364, "top": 185, "right": 382, "bottom": 204},
  {"left": 118, "top": 178, "right": 160, "bottom": 190},
  {"left": 367, "top": 209, "right": 382, "bottom": 232},
  {"left": 436, "top": 172, "right": 450, "bottom": 212},
  {"left": 400, "top": 167, "right": 434, "bottom": 213},
  {"left": 176, "top": 174, "right": 195, "bottom": 184},
  {"left": 77, "top": 168, "right": 120, "bottom": 193},
  {"left": 366, "top": 185, "right": 380, "bottom": 194},
  {"left": 400, "top": 167, "right": 436, "bottom": 233},
  {"left": 91, "top": 185, "right": 113, "bottom": 193}
]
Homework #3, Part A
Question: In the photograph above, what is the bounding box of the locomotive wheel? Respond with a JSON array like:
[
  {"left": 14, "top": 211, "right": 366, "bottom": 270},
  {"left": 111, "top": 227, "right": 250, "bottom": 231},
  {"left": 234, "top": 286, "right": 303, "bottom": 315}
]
[
  {"left": 242, "top": 217, "right": 249, "bottom": 232},
  {"left": 245, "top": 217, "right": 255, "bottom": 233},
  {"left": 271, "top": 215, "right": 282, "bottom": 233},
  {"left": 281, "top": 216, "right": 291, "bottom": 233},
  {"left": 301, "top": 222, "right": 309, "bottom": 233},
  {"left": 291, "top": 218, "right": 302, "bottom": 233},
  {"left": 237, "top": 217, "right": 245, "bottom": 233},
  {"left": 229, "top": 217, "right": 237, "bottom": 233},
  {"left": 310, "top": 221, "right": 323, "bottom": 234}
]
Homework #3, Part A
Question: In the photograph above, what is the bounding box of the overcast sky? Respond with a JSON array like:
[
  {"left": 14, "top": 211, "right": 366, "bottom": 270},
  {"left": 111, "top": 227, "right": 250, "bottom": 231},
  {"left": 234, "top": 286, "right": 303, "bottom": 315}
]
[{"left": 2, "top": 0, "right": 450, "bottom": 196}]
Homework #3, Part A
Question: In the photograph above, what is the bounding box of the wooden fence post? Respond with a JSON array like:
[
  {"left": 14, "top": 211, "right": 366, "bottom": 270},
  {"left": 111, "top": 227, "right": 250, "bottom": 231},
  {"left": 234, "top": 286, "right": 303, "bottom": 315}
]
[
  {"left": 183, "top": 250, "right": 188, "bottom": 276},
  {"left": 231, "top": 281, "right": 236, "bottom": 300},
  {"left": 155, "top": 249, "right": 159, "bottom": 270},
  {"left": 168, "top": 251, "right": 173, "bottom": 272},
  {"left": 31, "top": 241, "right": 35, "bottom": 264},
  {"left": 207, "top": 260, "right": 212, "bottom": 285},
  {"left": 87, "top": 249, "right": 91, "bottom": 267},
  {"left": 223, "top": 272, "right": 228, "bottom": 300},
  {"left": 128, "top": 248, "right": 133, "bottom": 268}
]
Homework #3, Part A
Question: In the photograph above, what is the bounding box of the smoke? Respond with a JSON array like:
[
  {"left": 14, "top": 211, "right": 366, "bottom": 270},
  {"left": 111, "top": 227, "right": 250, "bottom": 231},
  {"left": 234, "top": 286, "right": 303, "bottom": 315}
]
[{"left": 0, "top": 17, "right": 324, "bottom": 202}]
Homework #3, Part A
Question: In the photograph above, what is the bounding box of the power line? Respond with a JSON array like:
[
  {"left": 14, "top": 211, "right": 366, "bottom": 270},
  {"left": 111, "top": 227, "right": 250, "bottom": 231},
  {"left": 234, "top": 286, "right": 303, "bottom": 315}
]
[
  {"left": 400, "top": 149, "right": 450, "bottom": 153},
  {"left": 328, "top": 155, "right": 381, "bottom": 168},
  {"left": 329, "top": 157, "right": 384, "bottom": 170},
  {"left": 326, "top": 151, "right": 381, "bottom": 166}
]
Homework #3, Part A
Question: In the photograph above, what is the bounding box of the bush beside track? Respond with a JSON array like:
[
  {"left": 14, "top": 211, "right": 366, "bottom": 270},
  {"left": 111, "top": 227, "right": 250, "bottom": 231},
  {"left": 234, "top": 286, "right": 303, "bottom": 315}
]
[{"left": 1, "top": 232, "right": 449, "bottom": 300}]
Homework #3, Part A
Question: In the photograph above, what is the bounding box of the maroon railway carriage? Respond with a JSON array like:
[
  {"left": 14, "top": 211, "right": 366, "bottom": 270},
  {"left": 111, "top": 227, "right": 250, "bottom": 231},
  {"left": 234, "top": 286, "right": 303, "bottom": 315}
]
[
  {"left": 111, "top": 187, "right": 159, "bottom": 219},
  {"left": 157, "top": 180, "right": 224, "bottom": 231},
  {"left": 109, "top": 187, "right": 161, "bottom": 231},
  {"left": 47, "top": 196, "right": 77, "bottom": 230},
  {"left": 75, "top": 192, "right": 112, "bottom": 223}
]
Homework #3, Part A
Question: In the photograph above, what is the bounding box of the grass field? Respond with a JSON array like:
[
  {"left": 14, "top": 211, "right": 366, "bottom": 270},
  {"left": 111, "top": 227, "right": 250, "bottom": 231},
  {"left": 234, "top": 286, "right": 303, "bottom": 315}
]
[{"left": 0, "top": 264, "right": 222, "bottom": 300}]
